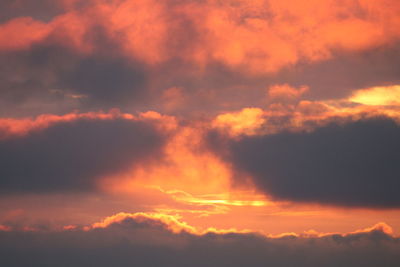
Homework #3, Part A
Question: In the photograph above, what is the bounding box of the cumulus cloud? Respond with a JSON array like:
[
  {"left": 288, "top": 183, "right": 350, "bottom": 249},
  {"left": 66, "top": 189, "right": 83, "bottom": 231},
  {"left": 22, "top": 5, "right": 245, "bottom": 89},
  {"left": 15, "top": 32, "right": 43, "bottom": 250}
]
[
  {"left": 0, "top": 213, "right": 399, "bottom": 267},
  {"left": 1, "top": 0, "right": 400, "bottom": 115},
  {"left": 0, "top": 113, "right": 167, "bottom": 194},
  {"left": 218, "top": 116, "right": 400, "bottom": 207}
]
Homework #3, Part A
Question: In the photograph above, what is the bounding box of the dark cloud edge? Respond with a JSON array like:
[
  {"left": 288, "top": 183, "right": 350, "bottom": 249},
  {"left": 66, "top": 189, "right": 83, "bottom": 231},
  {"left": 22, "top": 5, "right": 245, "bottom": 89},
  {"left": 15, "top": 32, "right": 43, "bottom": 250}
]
[
  {"left": 0, "top": 214, "right": 399, "bottom": 267},
  {"left": 207, "top": 115, "right": 400, "bottom": 208},
  {"left": 0, "top": 115, "right": 169, "bottom": 194}
]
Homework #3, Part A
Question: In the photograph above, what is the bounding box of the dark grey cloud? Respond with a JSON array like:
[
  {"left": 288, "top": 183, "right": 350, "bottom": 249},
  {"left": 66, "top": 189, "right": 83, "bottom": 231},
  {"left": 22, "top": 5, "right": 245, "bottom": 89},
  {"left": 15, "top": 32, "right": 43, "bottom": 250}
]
[
  {"left": 213, "top": 116, "right": 400, "bottom": 207},
  {"left": 0, "top": 215, "right": 399, "bottom": 267},
  {"left": 0, "top": 32, "right": 149, "bottom": 116},
  {"left": 0, "top": 0, "right": 65, "bottom": 23},
  {"left": 0, "top": 117, "right": 166, "bottom": 194}
]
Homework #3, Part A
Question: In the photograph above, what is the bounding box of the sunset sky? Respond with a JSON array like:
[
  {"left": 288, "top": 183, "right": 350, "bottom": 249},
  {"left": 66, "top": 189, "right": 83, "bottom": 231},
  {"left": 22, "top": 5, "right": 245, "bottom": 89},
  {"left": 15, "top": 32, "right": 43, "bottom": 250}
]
[{"left": 1, "top": 0, "right": 400, "bottom": 266}]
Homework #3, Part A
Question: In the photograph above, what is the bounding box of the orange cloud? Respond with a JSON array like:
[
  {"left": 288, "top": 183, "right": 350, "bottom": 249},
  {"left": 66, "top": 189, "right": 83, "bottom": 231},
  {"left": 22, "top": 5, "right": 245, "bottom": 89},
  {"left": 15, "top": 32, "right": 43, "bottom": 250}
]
[
  {"left": 352, "top": 222, "right": 394, "bottom": 235},
  {"left": 90, "top": 212, "right": 197, "bottom": 234},
  {"left": 1, "top": 0, "right": 400, "bottom": 74},
  {"left": 85, "top": 211, "right": 399, "bottom": 238},
  {"left": 163, "top": 189, "right": 269, "bottom": 208},
  {"left": 104, "top": 0, "right": 169, "bottom": 63},
  {"left": 212, "top": 83, "right": 400, "bottom": 137},
  {"left": 0, "top": 110, "right": 137, "bottom": 139},
  {"left": 0, "top": 17, "right": 52, "bottom": 50},
  {"left": 100, "top": 123, "right": 234, "bottom": 195},
  {"left": 212, "top": 108, "right": 265, "bottom": 136},
  {"left": 270, "top": 222, "right": 395, "bottom": 238},
  {"left": 0, "top": 109, "right": 179, "bottom": 141}
]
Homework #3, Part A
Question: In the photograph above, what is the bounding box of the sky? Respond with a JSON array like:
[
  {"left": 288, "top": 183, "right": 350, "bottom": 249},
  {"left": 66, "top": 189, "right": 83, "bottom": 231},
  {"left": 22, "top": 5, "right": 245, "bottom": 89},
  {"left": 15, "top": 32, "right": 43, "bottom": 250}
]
[{"left": 1, "top": 0, "right": 400, "bottom": 266}]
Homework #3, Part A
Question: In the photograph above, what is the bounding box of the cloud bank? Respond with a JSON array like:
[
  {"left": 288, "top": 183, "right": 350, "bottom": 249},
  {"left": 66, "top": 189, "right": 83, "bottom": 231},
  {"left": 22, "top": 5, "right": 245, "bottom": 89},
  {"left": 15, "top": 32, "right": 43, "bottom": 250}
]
[
  {"left": 217, "top": 116, "right": 400, "bottom": 207},
  {"left": 1, "top": 0, "right": 400, "bottom": 115},
  {"left": 1, "top": 213, "right": 399, "bottom": 267},
  {"left": 0, "top": 113, "right": 167, "bottom": 194}
]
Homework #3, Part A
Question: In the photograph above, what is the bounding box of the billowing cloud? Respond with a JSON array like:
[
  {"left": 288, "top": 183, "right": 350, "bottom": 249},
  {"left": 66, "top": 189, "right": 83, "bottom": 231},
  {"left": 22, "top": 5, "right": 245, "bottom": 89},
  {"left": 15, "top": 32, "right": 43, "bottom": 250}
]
[
  {"left": 218, "top": 116, "right": 400, "bottom": 207},
  {"left": 0, "top": 213, "right": 399, "bottom": 267},
  {"left": 1, "top": 1, "right": 400, "bottom": 263},
  {"left": 1, "top": 0, "right": 400, "bottom": 116},
  {"left": 0, "top": 112, "right": 167, "bottom": 194}
]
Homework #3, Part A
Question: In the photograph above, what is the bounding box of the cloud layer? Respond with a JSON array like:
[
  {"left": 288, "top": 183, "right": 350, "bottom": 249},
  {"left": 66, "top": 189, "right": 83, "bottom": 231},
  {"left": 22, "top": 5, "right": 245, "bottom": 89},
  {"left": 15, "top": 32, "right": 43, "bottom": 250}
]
[
  {"left": 0, "top": 114, "right": 166, "bottom": 194},
  {"left": 1, "top": 0, "right": 400, "bottom": 115},
  {"left": 1, "top": 1, "right": 400, "bottom": 264},
  {"left": 1, "top": 213, "right": 399, "bottom": 267},
  {"left": 220, "top": 116, "right": 400, "bottom": 207}
]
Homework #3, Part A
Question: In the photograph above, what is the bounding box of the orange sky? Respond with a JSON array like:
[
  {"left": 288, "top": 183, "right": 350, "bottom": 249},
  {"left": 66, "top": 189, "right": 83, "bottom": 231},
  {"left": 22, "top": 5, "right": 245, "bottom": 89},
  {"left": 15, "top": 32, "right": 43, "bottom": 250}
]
[{"left": 1, "top": 0, "right": 400, "bottom": 243}]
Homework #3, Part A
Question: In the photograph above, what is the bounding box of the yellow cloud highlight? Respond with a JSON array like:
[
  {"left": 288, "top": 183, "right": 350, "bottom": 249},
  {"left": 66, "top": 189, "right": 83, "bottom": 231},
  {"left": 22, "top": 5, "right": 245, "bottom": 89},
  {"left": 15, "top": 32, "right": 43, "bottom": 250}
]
[
  {"left": 352, "top": 222, "right": 394, "bottom": 235},
  {"left": 164, "top": 189, "right": 269, "bottom": 207},
  {"left": 90, "top": 212, "right": 197, "bottom": 234},
  {"left": 350, "top": 85, "right": 400, "bottom": 106},
  {"left": 87, "top": 212, "right": 398, "bottom": 239},
  {"left": 213, "top": 108, "right": 265, "bottom": 136}
]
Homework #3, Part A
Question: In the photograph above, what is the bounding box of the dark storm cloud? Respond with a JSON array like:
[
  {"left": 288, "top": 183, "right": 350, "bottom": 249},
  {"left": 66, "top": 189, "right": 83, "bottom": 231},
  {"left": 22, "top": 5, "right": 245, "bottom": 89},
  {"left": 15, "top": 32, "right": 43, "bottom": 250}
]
[
  {"left": 214, "top": 116, "right": 400, "bottom": 207},
  {"left": 0, "top": 34, "right": 149, "bottom": 116},
  {"left": 0, "top": 117, "right": 166, "bottom": 194},
  {"left": 0, "top": 215, "right": 399, "bottom": 267}
]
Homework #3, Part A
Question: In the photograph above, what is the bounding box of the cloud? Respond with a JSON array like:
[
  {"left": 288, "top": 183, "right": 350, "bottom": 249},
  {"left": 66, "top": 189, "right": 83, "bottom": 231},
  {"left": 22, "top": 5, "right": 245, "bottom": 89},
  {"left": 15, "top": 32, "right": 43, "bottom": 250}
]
[
  {"left": 0, "top": 113, "right": 167, "bottom": 194},
  {"left": 350, "top": 85, "right": 400, "bottom": 106},
  {"left": 273, "top": 43, "right": 400, "bottom": 100},
  {"left": 212, "top": 108, "right": 266, "bottom": 136},
  {"left": 0, "top": 0, "right": 65, "bottom": 23},
  {"left": 0, "top": 213, "right": 399, "bottom": 267},
  {"left": 1, "top": 0, "right": 400, "bottom": 116},
  {"left": 213, "top": 116, "right": 400, "bottom": 207},
  {"left": 0, "top": 37, "right": 149, "bottom": 116}
]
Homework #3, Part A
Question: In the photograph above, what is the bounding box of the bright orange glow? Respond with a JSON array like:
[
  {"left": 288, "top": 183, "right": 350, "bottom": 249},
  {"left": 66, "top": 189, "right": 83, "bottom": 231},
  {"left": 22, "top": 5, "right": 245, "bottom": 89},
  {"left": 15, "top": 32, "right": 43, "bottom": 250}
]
[
  {"left": 83, "top": 211, "right": 399, "bottom": 238},
  {"left": 352, "top": 222, "right": 394, "bottom": 235},
  {"left": 1, "top": 2, "right": 400, "bottom": 256},
  {"left": 2, "top": 0, "right": 400, "bottom": 74},
  {"left": 101, "top": 124, "right": 234, "bottom": 195},
  {"left": 212, "top": 108, "right": 265, "bottom": 136},
  {"left": 2, "top": 104, "right": 400, "bottom": 236},
  {"left": 164, "top": 190, "right": 269, "bottom": 208},
  {"left": 90, "top": 212, "right": 197, "bottom": 234},
  {"left": 350, "top": 85, "right": 400, "bottom": 106},
  {"left": 0, "top": 110, "right": 140, "bottom": 139}
]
